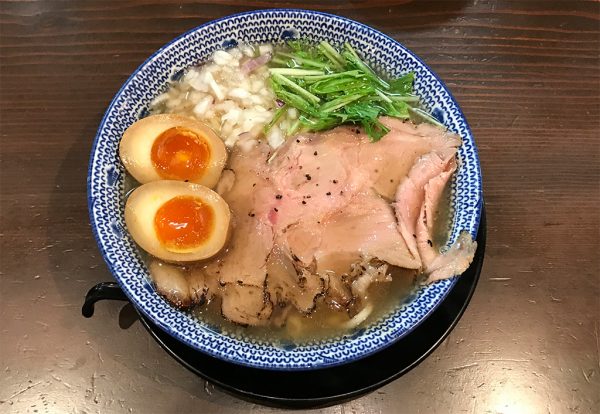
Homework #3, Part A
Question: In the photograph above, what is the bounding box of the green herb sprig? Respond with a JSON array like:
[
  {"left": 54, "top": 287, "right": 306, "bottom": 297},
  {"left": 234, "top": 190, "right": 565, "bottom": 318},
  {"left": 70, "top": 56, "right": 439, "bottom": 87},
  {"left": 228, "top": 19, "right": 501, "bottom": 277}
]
[{"left": 267, "top": 40, "right": 428, "bottom": 142}]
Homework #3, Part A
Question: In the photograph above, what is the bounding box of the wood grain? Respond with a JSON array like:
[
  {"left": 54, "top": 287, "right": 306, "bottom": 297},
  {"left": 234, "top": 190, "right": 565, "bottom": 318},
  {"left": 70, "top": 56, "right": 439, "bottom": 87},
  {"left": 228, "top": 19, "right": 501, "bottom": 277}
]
[{"left": 1, "top": 1, "right": 598, "bottom": 412}]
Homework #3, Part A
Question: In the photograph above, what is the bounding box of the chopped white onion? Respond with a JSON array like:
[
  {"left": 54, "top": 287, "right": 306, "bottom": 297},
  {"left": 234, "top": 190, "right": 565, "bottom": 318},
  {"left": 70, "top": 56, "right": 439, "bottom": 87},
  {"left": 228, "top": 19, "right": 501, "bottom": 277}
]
[
  {"left": 192, "top": 95, "right": 213, "bottom": 117},
  {"left": 240, "top": 44, "right": 255, "bottom": 57},
  {"left": 258, "top": 44, "right": 273, "bottom": 55},
  {"left": 267, "top": 126, "right": 284, "bottom": 148},
  {"left": 228, "top": 88, "right": 251, "bottom": 100},
  {"left": 213, "top": 50, "right": 233, "bottom": 66},
  {"left": 149, "top": 44, "right": 298, "bottom": 148}
]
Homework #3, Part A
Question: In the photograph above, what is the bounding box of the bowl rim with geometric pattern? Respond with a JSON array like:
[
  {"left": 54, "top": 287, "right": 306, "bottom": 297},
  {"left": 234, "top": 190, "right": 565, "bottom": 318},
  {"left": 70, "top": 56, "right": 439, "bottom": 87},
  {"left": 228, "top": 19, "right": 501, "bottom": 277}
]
[{"left": 87, "top": 8, "right": 483, "bottom": 371}]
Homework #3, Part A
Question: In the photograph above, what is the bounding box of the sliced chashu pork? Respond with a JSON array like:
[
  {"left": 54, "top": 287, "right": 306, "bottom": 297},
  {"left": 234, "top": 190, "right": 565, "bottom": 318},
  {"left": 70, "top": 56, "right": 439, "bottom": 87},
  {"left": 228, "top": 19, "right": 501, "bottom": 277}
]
[
  {"left": 148, "top": 260, "right": 220, "bottom": 309},
  {"left": 317, "top": 190, "right": 420, "bottom": 270},
  {"left": 220, "top": 282, "right": 273, "bottom": 326},
  {"left": 266, "top": 128, "right": 363, "bottom": 232},
  {"left": 394, "top": 149, "right": 457, "bottom": 262},
  {"left": 360, "top": 117, "right": 463, "bottom": 200},
  {"left": 266, "top": 120, "right": 458, "bottom": 227},
  {"left": 283, "top": 190, "right": 420, "bottom": 270},
  {"left": 263, "top": 129, "right": 374, "bottom": 311},
  {"left": 266, "top": 245, "right": 325, "bottom": 314},
  {"left": 282, "top": 189, "right": 421, "bottom": 310},
  {"left": 203, "top": 143, "right": 277, "bottom": 325},
  {"left": 394, "top": 143, "right": 477, "bottom": 283}
]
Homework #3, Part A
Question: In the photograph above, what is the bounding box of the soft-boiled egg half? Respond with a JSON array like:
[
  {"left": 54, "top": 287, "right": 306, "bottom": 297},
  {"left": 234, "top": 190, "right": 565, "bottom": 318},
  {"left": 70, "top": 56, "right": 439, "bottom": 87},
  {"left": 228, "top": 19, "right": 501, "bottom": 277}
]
[
  {"left": 119, "top": 114, "right": 227, "bottom": 188},
  {"left": 125, "top": 180, "right": 230, "bottom": 262}
]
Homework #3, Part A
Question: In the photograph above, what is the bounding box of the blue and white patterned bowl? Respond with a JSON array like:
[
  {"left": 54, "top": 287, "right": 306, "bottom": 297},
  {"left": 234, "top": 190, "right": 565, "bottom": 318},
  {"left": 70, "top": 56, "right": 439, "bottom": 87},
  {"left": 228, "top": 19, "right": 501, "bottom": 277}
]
[{"left": 88, "top": 9, "right": 482, "bottom": 370}]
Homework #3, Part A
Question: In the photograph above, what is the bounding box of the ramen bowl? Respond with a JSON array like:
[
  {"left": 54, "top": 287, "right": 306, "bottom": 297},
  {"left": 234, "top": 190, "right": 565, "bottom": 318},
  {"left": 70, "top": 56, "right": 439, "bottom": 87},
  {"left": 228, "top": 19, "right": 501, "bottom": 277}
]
[{"left": 87, "top": 9, "right": 482, "bottom": 370}]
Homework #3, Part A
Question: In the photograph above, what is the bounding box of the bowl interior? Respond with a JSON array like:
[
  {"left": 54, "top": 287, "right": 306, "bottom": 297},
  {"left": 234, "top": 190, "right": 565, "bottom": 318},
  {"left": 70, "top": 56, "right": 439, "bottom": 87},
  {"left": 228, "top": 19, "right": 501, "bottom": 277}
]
[{"left": 88, "top": 9, "right": 482, "bottom": 370}]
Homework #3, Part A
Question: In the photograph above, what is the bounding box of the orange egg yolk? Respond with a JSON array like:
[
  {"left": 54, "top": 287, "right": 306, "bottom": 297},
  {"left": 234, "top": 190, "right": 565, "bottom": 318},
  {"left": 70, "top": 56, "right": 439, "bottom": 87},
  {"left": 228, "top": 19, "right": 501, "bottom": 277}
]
[
  {"left": 154, "top": 195, "right": 214, "bottom": 252},
  {"left": 151, "top": 127, "right": 210, "bottom": 181}
]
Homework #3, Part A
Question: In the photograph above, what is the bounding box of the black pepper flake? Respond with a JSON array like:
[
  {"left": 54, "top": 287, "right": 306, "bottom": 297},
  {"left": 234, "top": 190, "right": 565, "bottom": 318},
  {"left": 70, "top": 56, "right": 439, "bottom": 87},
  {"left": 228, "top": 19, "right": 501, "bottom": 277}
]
[
  {"left": 326, "top": 192, "right": 331, "bottom": 196},
  {"left": 313, "top": 151, "right": 318, "bottom": 156},
  {"left": 292, "top": 254, "right": 300, "bottom": 262},
  {"left": 340, "top": 191, "right": 344, "bottom": 195},
  {"left": 305, "top": 174, "right": 312, "bottom": 181},
  {"left": 248, "top": 212, "right": 255, "bottom": 217},
  {"left": 299, "top": 165, "right": 303, "bottom": 170},
  {"left": 275, "top": 194, "right": 282, "bottom": 199},
  {"left": 332, "top": 180, "right": 338, "bottom": 184},
  {"left": 237, "top": 280, "right": 243, "bottom": 285},
  {"left": 184, "top": 179, "right": 189, "bottom": 182},
  {"left": 296, "top": 139, "right": 300, "bottom": 143},
  {"left": 390, "top": 179, "right": 394, "bottom": 183},
  {"left": 274, "top": 207, "right": 279, "bottom": 212},
  {"left": 427, "top": 239, "right": 433, "bottom": 247},
  {"left": 302, "top": 200, "right": 307, "bottom": 205},
  {"left": 252, "top": 183, "right": 256, "bottom": 187},
  {"left": 317, "top": 221, "right": 321, "bottom": 224},
  {"left": 316, "top": 183, "right": 319, "bottom": 187},
  {"left": 413, "top": 234, "right": 417, "bottom": 238}
]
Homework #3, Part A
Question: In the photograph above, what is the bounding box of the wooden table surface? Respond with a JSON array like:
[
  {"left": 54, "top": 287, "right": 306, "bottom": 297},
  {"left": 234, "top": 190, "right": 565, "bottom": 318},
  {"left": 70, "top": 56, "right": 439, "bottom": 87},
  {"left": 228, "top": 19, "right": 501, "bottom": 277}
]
[{"left": 1, "top": 1, "right": 598, "bottom": 413}]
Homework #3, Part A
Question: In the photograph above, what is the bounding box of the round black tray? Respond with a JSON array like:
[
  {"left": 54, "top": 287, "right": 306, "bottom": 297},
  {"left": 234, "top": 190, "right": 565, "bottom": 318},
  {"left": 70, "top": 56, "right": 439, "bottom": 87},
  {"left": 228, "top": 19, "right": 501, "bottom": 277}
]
[{"left": 83, "top": 207, "right": 486, "bottom": 408}]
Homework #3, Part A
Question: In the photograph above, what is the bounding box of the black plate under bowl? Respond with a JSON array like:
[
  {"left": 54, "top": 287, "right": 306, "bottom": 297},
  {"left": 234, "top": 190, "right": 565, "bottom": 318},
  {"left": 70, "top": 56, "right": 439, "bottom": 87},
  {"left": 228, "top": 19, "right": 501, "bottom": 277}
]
[{"left": 83, "top": 207, "right": 486, "bottom": 408}]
